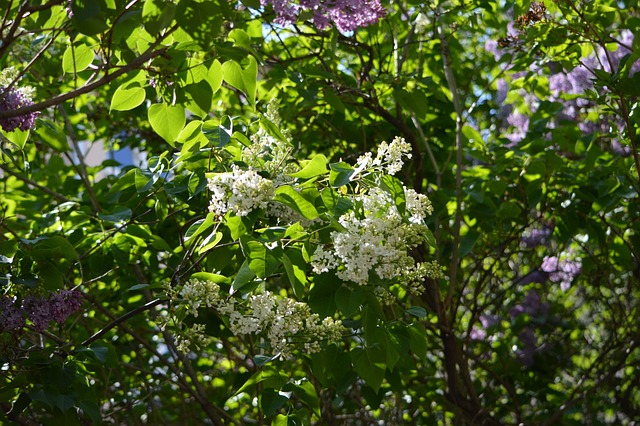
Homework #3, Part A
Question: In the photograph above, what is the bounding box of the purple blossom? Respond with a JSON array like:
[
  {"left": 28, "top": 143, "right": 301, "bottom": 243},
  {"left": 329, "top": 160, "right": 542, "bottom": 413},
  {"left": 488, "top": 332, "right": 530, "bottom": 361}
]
[
  {"left": 22, "top": 295, "right": 52, "bottom": 331},
  {"left": 262, "top": 0, "right": 386, "bottom": 32},
  {"left": 0, "top": 296, "right": 25, "bottom": 331},
  {"left": 521, "top": 225, "right": 553, "bottom": 248},
  {"left": 485, "top": 39, "right": 504, "bottom": 62},
  {"left": 541, "top": 255, "right": 581, "bottom": 291},
  {"left": 470, "top": 314, "right": 501, "bottom": 342},
  {"left": 17, "top": 290, "right": 84, "bottom": 332},
  {"left": 509, "top": 290, "right": 549, "bottom": 318},
  {"left": 49, "top": 290, "right": 83, "bottom": 323},
  {"left": 470, "top": 327, "right": 487, "bottom": 341},
  {"left": 0, "top": 87, "right": 39, "bottom": 133},
  {"left": 516, "top": 326, "right": 538, "bottom": 366}
]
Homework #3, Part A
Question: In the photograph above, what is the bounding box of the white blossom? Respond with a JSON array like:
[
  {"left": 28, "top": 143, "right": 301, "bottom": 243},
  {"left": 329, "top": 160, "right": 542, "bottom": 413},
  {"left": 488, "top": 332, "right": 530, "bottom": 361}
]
[
  {"left": 179, "top": 279, "right": 225, "bottom": 317},
  {"left": 311, "top": 187, "right": 435, "bottom": 288},
  {"left": 172, "top": 281, "right": 343, "bottom": 358},
  {"left": 208, "top": 165, "right": 275, "bottom": 217},
  {"left": 355, "top": 136, "right": 412, "bottom": 176},
  {"left": 405, "top": 188, "right": 433, "bottom": 223}
]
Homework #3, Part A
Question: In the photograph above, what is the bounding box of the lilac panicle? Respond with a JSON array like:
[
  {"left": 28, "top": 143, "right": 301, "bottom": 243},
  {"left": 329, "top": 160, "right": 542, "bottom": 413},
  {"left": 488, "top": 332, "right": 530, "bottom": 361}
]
[
  {"left": 22, "top": 295, "right": 52, "bottom": 331},
  {"left": 15, "top": 290, "right": 84, "bottom": 332},
  {"left": 0, "top": 87, "right": 39, "bottom": 133},
  {"left": 49, "top": 290, "right": 83, "bottom": 323},
  {"left": 262, "top": 0, "right": 386, "bottom": 32},
  {"left": 0, "top": 296, "right": 25, "bottom": 331}
]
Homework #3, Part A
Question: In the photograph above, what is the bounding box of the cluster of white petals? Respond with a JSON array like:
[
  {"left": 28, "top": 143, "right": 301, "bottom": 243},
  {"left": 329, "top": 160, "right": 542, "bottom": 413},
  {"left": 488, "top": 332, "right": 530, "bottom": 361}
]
[
  {"left": 175, "top": 323, "right": 210, "bottom": 353},
  {"left": 179, "top": 279, "right": 231, "bottom": 317},
  {"left": 312, "top": 187, "right": 434, "bottom": 287},
  {"left": 208, "top": 165, "right": 275, "bottom": 217},
  {"left": 356, "top": 136, "right": 412, "bottom": 175},
  {"left": 229, "top": 291, "right": 343, "bottom": 357},
  {"left": 172, "top": 281, "right": 343, "bottom": 356},
  {"left": 405, "top": 188, "right": 434, "bottom": 223}
]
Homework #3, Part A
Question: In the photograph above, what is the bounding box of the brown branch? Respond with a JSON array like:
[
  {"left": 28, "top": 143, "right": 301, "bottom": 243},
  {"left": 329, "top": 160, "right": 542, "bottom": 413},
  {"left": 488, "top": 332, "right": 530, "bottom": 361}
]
[
  {"left": 0, "top": 162, "right": 71, "bottom": 202},
  {"left": 0, "top": 26, "right": 177, "bottom": 119},
  {"left": 80, "top": 298, "right": 166, "bottom": 347}
]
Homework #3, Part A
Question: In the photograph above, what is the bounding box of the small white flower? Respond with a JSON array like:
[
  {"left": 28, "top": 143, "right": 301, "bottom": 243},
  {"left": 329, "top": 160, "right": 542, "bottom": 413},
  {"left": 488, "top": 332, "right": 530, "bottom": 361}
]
[{"left": 208, "top": 166, "right": 275, "bottom": 217}]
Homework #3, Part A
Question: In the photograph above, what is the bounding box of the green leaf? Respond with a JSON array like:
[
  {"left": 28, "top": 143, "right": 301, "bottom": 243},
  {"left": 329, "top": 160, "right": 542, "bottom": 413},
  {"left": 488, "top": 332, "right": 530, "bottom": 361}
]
[
  {"left": 110, "top": 86, "right": 146, "bottom": 111},
  {"left": 202, "top": 116, "right": 233, "bottom": 147},
  {"left": 62, "top": 44, "right": 94, "bottom": 74},
  {"left": 148, "top": 103, "right": 186, "bottom": 146},
  {"left": 273, "top": 414, "right": 288, "bottom": 426},
  {"left": 30, "top": 389, "right": 76, "bottom": 412},
  {"left": 274, "top": 185, "right": 319, "bottom": 220},
  {"left": 289, "top": 154, "right": 328, "bottom": 179},
  {"left": 233, "top": 368, "right": 289, "bottom": 396},
  {"left": 142, "top": 0, "right": 176, "bottom": 35},
  {"left": 71, "top": 0, "right": 112, "bottom": 35},
  {"left": 309, "top": 272, "right": 340, "bottom": 317},
  {"left": 208, "top": 59, "right": 224, "bottom": 95},
  {"left": 98, "top": 206, "right": 132, "bottom": 223},
  {"left": 381, "top": 174, "right": 406, "bottom": 214},
  {"left": 222, "top": 57, "right": 258, "bottom": 107},
  {"left": 232, "top": 260, "right": 256, "bottom": 293},
  {"left": 190, "top": 272, "right": 230, "bottom": 284},
  {"left": 184, "top": 213, "right": 216, "bottom": 245},
  {"left": 30, "top": 236, "right": 78, "bottom": 260},
  {"left": 1, "top": 128, "right": 30, "bottom": 149},
  {"left": 406, "top": 306, "right": 427, "bottom": 318},
  {"left": 260, "top": 388, "right": 290, "bottom": 416},
  {"left": 321, "top": 188, "right": 352, "bottom": 216},
  {"left": 350, "top": 346, "right": 386, "bottom": 393},
  {"left": 290, "top": 379, "right": 320, "bottom": 417},
  {"left": 335, "top": 286, "right": 365, "bottom": 317},
  {"left": 226, "top": 215, "right": 247, "bottom": 241},
  {"left": 240, "top": 235, "right": 281, "bottom": 278},
  {"left": 198, "top": 231, "right": 223, "bottom": 254},
  {"left": 329, "top": 162, "right": 355, "bottom": 187},
  {"left": 408, "top": 323, "right": 428, "bottom": 360},
  {"left": 35, "top": 122, "right": 69, "bottom": 152},
  {"left": 282, "top": 251, "right": 307, "bottom": 298}
]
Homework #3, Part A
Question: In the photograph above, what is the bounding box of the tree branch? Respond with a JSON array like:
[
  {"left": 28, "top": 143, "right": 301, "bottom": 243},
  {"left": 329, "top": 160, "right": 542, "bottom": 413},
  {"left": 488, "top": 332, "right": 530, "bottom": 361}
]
[{"left": 0, "top": 26, "right": 177, "bottom": 118}]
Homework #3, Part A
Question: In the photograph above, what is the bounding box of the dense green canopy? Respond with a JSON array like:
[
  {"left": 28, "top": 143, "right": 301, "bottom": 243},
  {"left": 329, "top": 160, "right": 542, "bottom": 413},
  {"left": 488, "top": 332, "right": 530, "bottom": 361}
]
[{"left": 1, "top": 0, "right": 639, "bottom": 424}]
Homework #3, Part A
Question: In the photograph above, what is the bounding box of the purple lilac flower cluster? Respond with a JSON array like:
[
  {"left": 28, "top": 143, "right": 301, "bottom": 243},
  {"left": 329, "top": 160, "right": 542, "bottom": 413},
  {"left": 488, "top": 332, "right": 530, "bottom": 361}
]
[
  {"left": 261, "top": 0, "right": 386, "bottom": 32},
  {"left": 490, "top": 29, "right": 639, "bottom": 150},
  {"left": 470, "top": 314, "right": 501, "bottom": 341},
  {"left": 509, "top": 290, "right": 549, "bottom": 366},
  {"left": 0, "top": 87, "right": 39, "bottom": 133},
  {"left": 541, "top": 255, "right": 581, "bottom": 291},
  {"left": 520, "top": 224, "right": 553, "bottom": 248},
  {"left": 0, "top": 289, "right": 83, "bottom": 332}
]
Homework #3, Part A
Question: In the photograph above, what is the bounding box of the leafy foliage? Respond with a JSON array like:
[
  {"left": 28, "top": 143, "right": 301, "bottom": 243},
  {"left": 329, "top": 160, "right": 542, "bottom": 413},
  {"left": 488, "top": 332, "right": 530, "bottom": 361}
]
[{"left": 1, "top": 0, "right": 639, "bottom": 425}]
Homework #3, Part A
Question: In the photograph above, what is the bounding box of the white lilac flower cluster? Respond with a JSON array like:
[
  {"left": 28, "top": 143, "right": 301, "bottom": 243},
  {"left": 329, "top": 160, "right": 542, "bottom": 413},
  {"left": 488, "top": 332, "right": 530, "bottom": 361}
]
[
  {"left": 207, "top": 165, "right": 275, "bottom": 217},
  {"left": 229, "top": 291, "right": 344, "bottom": 357},
  {"left": 312, "top": 186, "right": 435, "bottom": 290},
  {"left": 172, "top": 280, "right": 343, "bottom": 356},
  {"left": 178, "top": 279, "right": 233, "bottom": 317},
  {"left": 175, "top": 323, "right": 210, "bottom": 353},
  {"left": 242, "top": 101, "right": 297, "bottom": 179},
  {"left": 355, "top": 136, "right": 412, "bottom": 176}
]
